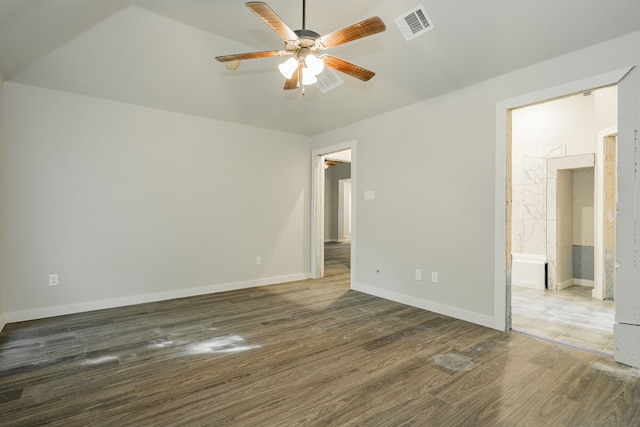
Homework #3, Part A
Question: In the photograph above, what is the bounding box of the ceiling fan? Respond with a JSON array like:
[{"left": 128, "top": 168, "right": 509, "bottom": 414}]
[{"left": 215, "top": 1, "right": 386, "bottom": 92}]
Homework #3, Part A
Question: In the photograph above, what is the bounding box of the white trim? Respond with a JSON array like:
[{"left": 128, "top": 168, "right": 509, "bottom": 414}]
[
  {"left": 594, "top": 125, "right": 618, "bottom": 300},
  {"left": 546, "top": 154, "right": 595, "bottom": 291},
  {"left": 498, "top": 67, "right": 633, "bottom": 111},
  {"left": 556, "top": 278, "right": 575, "bottom": 290},
  {"left": 4, "top": 273, "right": 310, "bottom": 323},
  {"left": 353, "top": 282, "right": 494, "bottom": 329},
  {"left": 337, "top": 178, "right": 352, "bottom": 242},
  {"left": 494, "top": 103, "right": 508, "bottom": 331},
  {"left": 511, "top": 253, "right": 547, "bottom": 289},
  {"left": 311, "top": 152, "right": 325, "bottom": 279},
  {"left": 495, "top": 66, "right": 633, "bottom": 332},
  {"left": 574, "top": 279, "right": 595, "bottom": 288},
  {"left": 0, "top": 314, "right": 6, "bottom": 333}
]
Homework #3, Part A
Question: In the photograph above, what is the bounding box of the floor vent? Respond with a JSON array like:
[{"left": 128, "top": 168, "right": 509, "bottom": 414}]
[
  {"left": 316, "top": 68, "right": 344, "bottom": 93},
  {"left": 395, "top": 4, "right": 434, "bottom": 41}
]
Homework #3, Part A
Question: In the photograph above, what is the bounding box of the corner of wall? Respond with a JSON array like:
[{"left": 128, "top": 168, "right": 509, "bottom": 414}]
[
  {"left": 615, "top": 65, "right": 640, "bottom": 368},
  {"left": 0, "top": 72, "right": 5, "bottom": 332}
]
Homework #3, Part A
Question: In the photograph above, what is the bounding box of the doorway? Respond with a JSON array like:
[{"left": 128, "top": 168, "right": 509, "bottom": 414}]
[
  {"left": 508, "top": 87, "right": 617, "bottom": 355},
  {"left": 311, "top": 142, "right": 356, "bottom": 281},
  {"left": 323, "top": 152, "right": 352, "bottom": 277},
  {"left": 338, "top": 178, "right": 352, "bottom": 242},
  {"left": 597, "top": 131, "right": 618, "bottom": 301}
]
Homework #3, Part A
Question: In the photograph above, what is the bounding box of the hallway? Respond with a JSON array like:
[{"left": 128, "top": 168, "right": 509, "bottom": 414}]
[{"left": 324, "top": 241, "right": 350, "bottom": 277}]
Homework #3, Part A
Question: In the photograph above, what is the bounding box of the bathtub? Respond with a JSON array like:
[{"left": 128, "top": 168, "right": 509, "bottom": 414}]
[{"left": 511, "top": 253, "right": 547, "bottom": 289}]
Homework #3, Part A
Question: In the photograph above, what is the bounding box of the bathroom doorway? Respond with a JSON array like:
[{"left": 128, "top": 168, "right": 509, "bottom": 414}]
[{"left": 509, "top": 86, "right": 617, "bottom": 355}]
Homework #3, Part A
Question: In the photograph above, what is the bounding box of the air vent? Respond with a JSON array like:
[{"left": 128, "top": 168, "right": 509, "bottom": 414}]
[
  {"left": 395, "top": 4, "right": 434, "bottom": 41},
  {"left": 316, "top": 68, "right": 344, "bottom": 94}
]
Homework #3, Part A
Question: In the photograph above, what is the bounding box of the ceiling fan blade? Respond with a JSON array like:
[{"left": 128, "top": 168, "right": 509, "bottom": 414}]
[
  {"left": 318, "top": 16, "right": 386, "bottom": 49},
  {"left": 246, "top": 2, "right": 298, "bottom": 42},
  {"left": 323, "top": 55, "right": 375, "bottom": 81},
  {"left": 215, "top": 50, "right": 286, "bottom": 62},
  {"left": 283, "top": 63, "right": 302, "bottom": 90}
]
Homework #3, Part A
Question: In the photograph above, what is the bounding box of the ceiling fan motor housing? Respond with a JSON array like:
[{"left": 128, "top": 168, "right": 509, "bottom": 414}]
[{"left": 287, "top": 29, "right": 321, "bottom": 51}]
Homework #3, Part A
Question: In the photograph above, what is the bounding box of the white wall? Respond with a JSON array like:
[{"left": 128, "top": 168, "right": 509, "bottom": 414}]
[
  {"left": 510, "top": 89, "right": 615, "bottom": 259},
  {"left": 573, "top": 169, "right": 594, "bottom": 246},
  {"left": 2, "top": 83, "right": 311, "bottom": 321},
  {"left": 616, "top": 60, "right": 640, "bottom": 366},
  {"left": 310, "top": 30, "right": 640, "bottom": 350},
  {"left": 556, "top": 169, "right": 573, "bottom": 287},
  {"left": 312, "top": 85, "right": 500, "bottom": 326},
  {"left": 324, "top": 162, "right": 351, "bottom": 241},
  {"left": 512, "top": 92, "right": 599, "bottom": 153},
  {"left": 594, "top": 87, "right": 618, "bottom": 131}
]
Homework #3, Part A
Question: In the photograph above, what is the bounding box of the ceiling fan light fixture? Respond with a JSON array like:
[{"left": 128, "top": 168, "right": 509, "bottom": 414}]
[
  {"left": 301, "top": 67, "right": 318, "bottom": 85},
  {"left": 216, "top": 2, "right": 387, "bottom": 93},
  {"left": 278, "top": 57, "right": 299, "bottom": 79},
  {"left": 305, "top": 54, "right": 324, "bottom": 75}
]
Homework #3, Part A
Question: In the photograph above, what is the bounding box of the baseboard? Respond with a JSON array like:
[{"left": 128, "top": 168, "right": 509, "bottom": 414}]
[
  {"left": 352, "top": 282, "right": 495, "bottom": 329},
  {"left": 556, "top": 278, "right": 574, "bottom": 290},
  {"left": 573, "top": 279, "right": 594, "bottom": 288},
  {"left": 0, "top": 313, "right": 6, "bottom": 333},
  {"left": 4, "top": 273, "right": 311, "bottom": 324},
  {"left": 512, "top": 281, "right": 544, "bottom": 290}
]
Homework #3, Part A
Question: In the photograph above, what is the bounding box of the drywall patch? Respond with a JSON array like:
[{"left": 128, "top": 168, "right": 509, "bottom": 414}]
[{"left": 433, "top": 353, "right": 474, "bottom": 371}]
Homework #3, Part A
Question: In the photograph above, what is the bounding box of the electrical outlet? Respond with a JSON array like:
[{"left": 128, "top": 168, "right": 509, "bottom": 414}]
[
  {"left": 256, "top": 256, "right": 262, "bottom": 265},
  {"left": 415, "top": 269, "right": 422, "bottom": 281},
  {"left": 431, "top": 272, "right": 439, "bottom": 283},
  {"left": 49, "top": 274, "right": 59, "bottom": 286}
]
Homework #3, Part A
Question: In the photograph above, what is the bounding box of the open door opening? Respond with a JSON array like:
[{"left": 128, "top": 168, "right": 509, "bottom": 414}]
[
  {"left": 323, "top": 151, "right": 352, "bottom": 278},
  {"left": 508, "top": 87, "right": 617, "bottom": 355},
  {"left": 311, "top": 143, "right": 355, "bottom": 283}
]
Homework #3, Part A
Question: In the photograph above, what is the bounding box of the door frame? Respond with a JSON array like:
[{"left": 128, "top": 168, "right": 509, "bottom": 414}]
[
  {"left": 338, "top": 178, "right": 352, "bottom": 242},
  {"left": 594, "top": 126, "right": 618, "bottom": 300},
  {"left": 311, "top": 140, "right": 357, "bottom": 280},
  {"left": 546, "top": 155, "right": 595, "bottom": 292},
  {"left": 494, "top": 66, "right": 633, "bottom": 331}
]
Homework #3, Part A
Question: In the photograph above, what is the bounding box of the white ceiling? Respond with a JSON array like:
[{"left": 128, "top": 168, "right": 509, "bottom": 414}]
[{"left": 2, "top": 0, "right": 640, "bottom": 136}]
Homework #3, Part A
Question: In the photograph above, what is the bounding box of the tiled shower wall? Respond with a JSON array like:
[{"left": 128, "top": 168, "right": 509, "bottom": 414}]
[{"left": 511, "top": 145, "right": 566, "bottom": 257}]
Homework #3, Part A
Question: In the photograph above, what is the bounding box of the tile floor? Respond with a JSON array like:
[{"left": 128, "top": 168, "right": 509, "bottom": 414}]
[{"left": 511, "top": 285, "right": 615, "bottom": 355}]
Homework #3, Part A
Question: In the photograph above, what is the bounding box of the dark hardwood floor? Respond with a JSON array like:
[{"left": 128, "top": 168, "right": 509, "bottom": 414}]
[{"left": 1, "top": 243, "right": 639, "bottom": 426}]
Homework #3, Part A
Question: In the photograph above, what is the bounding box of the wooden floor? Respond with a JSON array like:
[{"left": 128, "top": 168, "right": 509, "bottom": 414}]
[{"left": 1, "top": 244, "right": 640, "bottom": 426}]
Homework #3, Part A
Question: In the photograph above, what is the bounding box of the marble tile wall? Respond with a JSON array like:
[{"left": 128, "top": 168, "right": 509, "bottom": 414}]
[{"left": 511, "top": 145, "right": 566, "bottom": 257}]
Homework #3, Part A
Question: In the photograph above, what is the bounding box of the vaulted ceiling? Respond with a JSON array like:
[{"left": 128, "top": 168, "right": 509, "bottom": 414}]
[{"left": 2, "top": 0, "right": 640, "bottom": 136}]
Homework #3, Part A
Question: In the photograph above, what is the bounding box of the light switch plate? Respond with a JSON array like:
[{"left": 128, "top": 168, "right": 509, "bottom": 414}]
[{"left": 49, "top": 274, "right": 59, "bottom": 286}]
